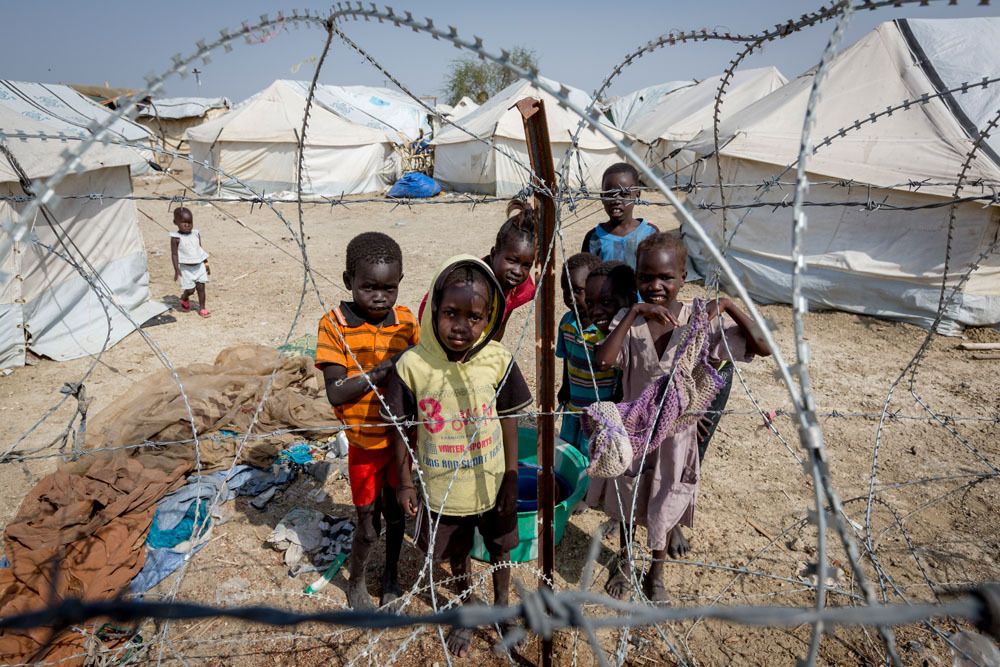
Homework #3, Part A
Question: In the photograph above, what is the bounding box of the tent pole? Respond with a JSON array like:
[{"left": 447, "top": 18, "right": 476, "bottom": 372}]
[{"left": 516, "top": 96, "right": 556, "bottom": 667}]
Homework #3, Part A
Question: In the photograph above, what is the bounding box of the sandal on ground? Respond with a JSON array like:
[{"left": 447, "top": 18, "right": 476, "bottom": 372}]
[
  {"left": 198, "top": 309, "right": 211, "bottom": 318},
  {"left": 179, "top": 299, "right": 191, "bottom": 312}
]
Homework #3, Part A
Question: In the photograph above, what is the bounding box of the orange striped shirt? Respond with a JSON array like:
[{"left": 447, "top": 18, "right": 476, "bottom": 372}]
[{"left": 315, "top": 302, "right": 419, "bottom": 449}]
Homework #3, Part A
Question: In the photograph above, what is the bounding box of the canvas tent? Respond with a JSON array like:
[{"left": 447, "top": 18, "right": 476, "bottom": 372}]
[
  {"left": 608, "top": 80, "right": 694, "bottom": 128},
  {"left": 621, "top": 68, "right": 787, "bottom": 180},
  {"left": 283, "top": 81, "right": 430, "bottom": 142},
  {"left": 0, "top": 80, "right": 156, "bottom": 176},
  {"left": 431, "top": 78, "right": 630, "bottom": 196},
  {"left": 431, "top": 96, "right": 480, "bottom": 137},
  {"left": 684, "top": 18, "right": 1000, "bottom": 333},
  {"left": 186, "top": 80, "right": 400, "bottom": 199},
  {"left": 136, "top": 96, "right": 230, "bottom": 155},
  {"left": 0, "top": 106, "right": 166, "bottom": 368}
]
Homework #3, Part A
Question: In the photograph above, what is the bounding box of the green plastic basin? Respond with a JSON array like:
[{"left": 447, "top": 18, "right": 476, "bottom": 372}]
[{"left": 471, "top": 426, "right": 589, "bottom": 563}]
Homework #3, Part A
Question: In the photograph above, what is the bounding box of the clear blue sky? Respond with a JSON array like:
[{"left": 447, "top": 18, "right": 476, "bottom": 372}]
[{"left": 2, "top": 1, "right": 997, "bottom": 103}]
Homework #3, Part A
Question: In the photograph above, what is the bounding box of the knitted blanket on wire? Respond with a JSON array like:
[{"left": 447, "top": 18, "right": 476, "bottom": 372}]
[{"left": 583, "top": 298, "right": 727, "bottom": 478}]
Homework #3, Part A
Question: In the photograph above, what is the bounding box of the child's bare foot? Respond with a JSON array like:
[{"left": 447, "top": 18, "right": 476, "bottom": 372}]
[
  {"left": 604, "top": 552, "right": 633, "bottom": 599},
  {"left": 379, "top": 571, "right": 402, "bottom": 608},
  {"left": 494, "top": 620, "right": 525, "bottom": 654},
  {"left": 346, "top": 576, "right": 374, "bottom": 610},
  {"left": 446, "top": 626, "right": 474, "bottom": 657},
  {"left": 666, "top": 526, "right": 690, "bottom": 559},
  {"left": 642, "top": 569, "right": 668, "bottom": 603}
]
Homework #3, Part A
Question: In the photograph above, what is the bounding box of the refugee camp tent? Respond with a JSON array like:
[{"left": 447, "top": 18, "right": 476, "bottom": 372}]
[
  {"left": 186, "top": 80, "right": 400, "bottom": 199},
  {"left": 431, "top": 78, "right": 629, "bottom": 196},
  {"left": 136, "top": 96, "right": 230, "bottom": 155},
  {"left": 283, "top": 81, "right": 430, "bottom": 142},
  {"left": 0, "top": 106, "right": 166, "bottom": 368},
  {"left": 0, "top": 80, "right": 156, "bottom": 175},
  {"left": 684, "top": 18, "right": 1000, "bottom": 333},
  {"left": 431, "top": 96, "right": 480, "bottom": 137},
  {"left": 621, "top": 67, "right": 787, "bottom": 180},
  {"left": 608, "top": 80, "right": 695, "bottom": 128}
]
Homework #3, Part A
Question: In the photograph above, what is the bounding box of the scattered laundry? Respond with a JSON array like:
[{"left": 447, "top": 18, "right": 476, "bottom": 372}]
[{"left": 266, "top": 508, "right": 354, "bottom": 577}]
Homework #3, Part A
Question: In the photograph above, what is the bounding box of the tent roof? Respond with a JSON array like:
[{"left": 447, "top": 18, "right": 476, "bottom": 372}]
[
  {"left": 281, "top": 81, "right": 429, "bottom": 141},
  {"left": 624, "top": 67, "right": 786, "bottom": 144},
  {"left": 137, "top": 97, "right": 230, "bottom": 120},
  {"left": 686, "top": 18, "right": 1000, "bottom": 197},
  {"left": 0, "top": 81, "right": 151, "bottom": 144},
  {"left": 186, "top": 80, "right": 392, "bottom": 147},
  {"left": 432, "top": 77, "right": 624, "bottom": 149},
  {"left": 0, "top": 90, "right": 138, "bottom": 182},
  {"left": 608, "top": 80, "right": 695, "bottom": 128}
]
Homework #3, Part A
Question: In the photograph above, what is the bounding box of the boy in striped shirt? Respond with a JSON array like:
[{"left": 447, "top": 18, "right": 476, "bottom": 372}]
[
  {"left": 556, "top": 254, "right": 627, "bottom": 456},
  {"left": 315, "top": 232, "right": 419, "bottom": 610}
]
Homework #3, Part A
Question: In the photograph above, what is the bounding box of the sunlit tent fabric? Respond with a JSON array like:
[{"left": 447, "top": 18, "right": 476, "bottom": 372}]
[
  {"left": 431, "top": 96, "right": 480, "bottom": 137},
  {"left": 0, "top": 106, "right": 166, "bottom": 368},
  {"left": 608, "top": 80, "right": 695, "bottom": 128},
  {"left": 136, "top": 97, "right": 230, "bottom": 154},
  {"left": 683, "top": 18, "right": 1000, "bottom": 333},
  {"left": 431, "top": 78, "right": 630, "bottom": 196},
  {"left": 186, "top": 80, "right": 400, "bottom": 199},
  {"left": 0, "top": 80, "right": 156, "bottom": 176},
  {"left": 284, "top": 81, "right": 430, "bottom": 142},
  {"left": 622, "top": 68, "right": 786, "bottom": 179}
]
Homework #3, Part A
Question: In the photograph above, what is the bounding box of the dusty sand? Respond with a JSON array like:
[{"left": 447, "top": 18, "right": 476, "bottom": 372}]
[{"left": 1, "top": 163, "right": 997, "bottom": 665}]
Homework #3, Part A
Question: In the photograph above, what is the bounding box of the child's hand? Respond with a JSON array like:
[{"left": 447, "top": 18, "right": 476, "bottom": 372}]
[
  {"left": 494, "top": 469, "right": 518, "bottom": 516},
  {"left": 633, "top": 303, "right": 679, "bottom": 327},
  {"left": 396, "top": 484, "right": 419, "bottom": 517},
  {"left": 204, "top": 261, "right": 211, "bottom": 276},
  {"left": 369, "top": 359, "right": 394, "bottom": 385},
  {"left": 705, "top": 297, "right": 732, "bottom": 320},
  {"left": 174, "top": 270, "right": 180, "bottom": 282}
]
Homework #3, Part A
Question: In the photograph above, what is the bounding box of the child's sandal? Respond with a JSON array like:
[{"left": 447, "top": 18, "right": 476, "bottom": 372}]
[
  {"left": 198, "top": 309, "right": 211, "bottom": 318},
  {"left": 179, "top": 299, "right": 191, "bottom": 312}
]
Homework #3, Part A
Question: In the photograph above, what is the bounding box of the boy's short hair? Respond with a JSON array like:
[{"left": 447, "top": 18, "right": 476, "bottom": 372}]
[
  {"left": 588, "top": 260, "right": 637, "bottom": 305},
  {"left": 601, "top": 162, "right": 641, "bottom": 187},
  {"left": 560, "top": 252, "right": 602, "bottom": 295},
  {"left": 494, "top": 199, "right": 537, "bottom": 251},
  {"left": 173, "top": 206, "right": 193, "bottom": 221},
  {"left": 345, "top": 231, "right": 403, "bottom": 276},
  {"left": 636, "top": 231, "right": 688, "bottom": 267}
]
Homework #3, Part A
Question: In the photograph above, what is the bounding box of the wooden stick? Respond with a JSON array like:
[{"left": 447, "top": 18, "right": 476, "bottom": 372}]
[
  {"left": 746, "top": 518, "right": 775, "bottom": 541},
  {"left": 959, "top": 342, "right": 1000, "bottom": 350},
  {"left": 970, "top": 353, "right": 1000, "bottom": 361}
]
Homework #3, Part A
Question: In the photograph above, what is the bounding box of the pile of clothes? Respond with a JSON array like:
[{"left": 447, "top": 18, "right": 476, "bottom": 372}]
[{"left": 0, "top": 345, "right": 340, "bottom": 665}]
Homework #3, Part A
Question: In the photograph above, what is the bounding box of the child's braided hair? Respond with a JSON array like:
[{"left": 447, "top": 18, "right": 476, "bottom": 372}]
[{"left": 494, "top": 199, "right": 537, "bottom": 253}]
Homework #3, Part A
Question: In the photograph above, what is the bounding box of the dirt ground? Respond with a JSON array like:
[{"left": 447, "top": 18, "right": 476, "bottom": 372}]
[{"left": 1, "top": 163, "right": 998, "bottom": 666}]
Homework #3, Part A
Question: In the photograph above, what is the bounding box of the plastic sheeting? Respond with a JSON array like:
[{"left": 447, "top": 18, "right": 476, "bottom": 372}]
[{"left": 0, "top": 80, "right": 155, "bottom": 176}]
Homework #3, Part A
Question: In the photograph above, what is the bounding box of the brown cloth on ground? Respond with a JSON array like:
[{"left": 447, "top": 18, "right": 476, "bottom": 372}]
[
  {"left": 0, "top": 452, "right": 188, "bottom": 664},
  {"left": 0, "top": 345, "right": 339, "bottom": 665},
  {"left": 85, "top": 344, "right": 340, "bottom": 469}
]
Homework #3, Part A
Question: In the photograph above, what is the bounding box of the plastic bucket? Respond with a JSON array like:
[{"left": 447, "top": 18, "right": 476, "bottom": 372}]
[{"left": 471, "top": 426, "right": 589, "bottom": 563}]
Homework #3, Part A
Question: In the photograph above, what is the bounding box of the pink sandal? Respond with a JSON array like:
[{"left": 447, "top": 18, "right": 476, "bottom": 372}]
[
  {"left": 198, "top": 309, "right": 211, "bottom": 318},
  {"left": 179, "top": 299, "right": 191, "bottom": 312}
]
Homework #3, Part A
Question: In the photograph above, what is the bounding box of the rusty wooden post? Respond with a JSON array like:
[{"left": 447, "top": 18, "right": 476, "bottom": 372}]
[{"left": 516, "top": 96, "right": 556, "bottom": 667}]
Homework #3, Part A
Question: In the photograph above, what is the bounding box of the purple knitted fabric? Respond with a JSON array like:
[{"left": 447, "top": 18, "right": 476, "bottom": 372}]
[{"left": 584, "top": 298, "right": 726, "bottom": 468}]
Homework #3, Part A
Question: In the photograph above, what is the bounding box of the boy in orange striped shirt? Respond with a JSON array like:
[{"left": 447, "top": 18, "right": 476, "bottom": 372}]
[{"left": 316, "top": 232, "right": 419, "bottom": 609}]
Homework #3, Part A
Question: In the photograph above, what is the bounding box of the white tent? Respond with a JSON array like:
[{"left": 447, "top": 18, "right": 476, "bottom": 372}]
[
  {"left": 284, "top": 81, "right": 430, "bottom": 142},
  {"left": 186, "top": 80, "right": 400, "bottom": 199},
  {"left": 431, "top": 96, "right": 480, "bottom": 137},
  {"left": 450, "top": 96, "right": 480, "bottom": 120},
  {"left": 431, "top": 78, "right": 630, "bottom": 196},
  {"left": 621, "top": 68, "right": 787, "bottom": 180},
  {"left": 608, "top": 80, "right": 695, "bottom": 128},
  {"left": 0, "top": 80, "right": 156, "bottom": 176},
  {"left": 136, "top": 96, "right": 230, "bottom": 154},
  {"left": 684, "top": 18, "right": 1000, "bottom": 333},
  {"left": 0, "top": 106, "right": 165, "bottom": 368}
]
